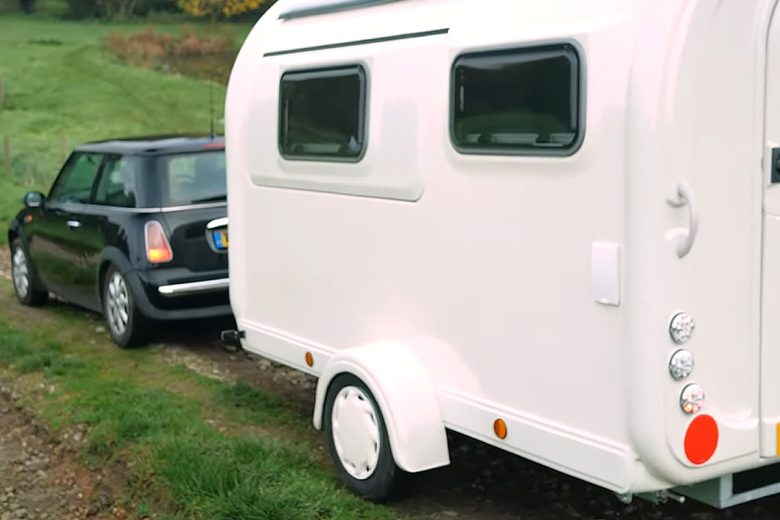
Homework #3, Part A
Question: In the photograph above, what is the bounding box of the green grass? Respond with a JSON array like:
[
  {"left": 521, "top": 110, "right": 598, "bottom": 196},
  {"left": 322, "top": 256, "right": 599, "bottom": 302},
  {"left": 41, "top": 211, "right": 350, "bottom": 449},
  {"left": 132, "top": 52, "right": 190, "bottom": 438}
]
[
  {"left": 217, "top": 381, "right": 302, "bottom": 426},
  {"left": 0, "top": 14, "right": 391, "bottom": 518},
  {"left": 0, "top": 14, "right": 246, "bottom": 243},
  {"left": 0, "top": 284, "right": 395, "bottom": 519}
]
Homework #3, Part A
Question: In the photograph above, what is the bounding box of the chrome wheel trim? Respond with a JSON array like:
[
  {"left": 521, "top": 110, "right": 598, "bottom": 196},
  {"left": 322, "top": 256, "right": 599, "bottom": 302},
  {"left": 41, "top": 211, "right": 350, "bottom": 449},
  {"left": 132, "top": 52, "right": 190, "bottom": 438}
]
[
  {"left": 12, "top": 247, "right": 30, "bottom": 300},
  {"left": 331, "top": 386, "right": 381, "bottom": 480},
  {"left": 106, "top": 272, "right": 130, "bottom": 336}
]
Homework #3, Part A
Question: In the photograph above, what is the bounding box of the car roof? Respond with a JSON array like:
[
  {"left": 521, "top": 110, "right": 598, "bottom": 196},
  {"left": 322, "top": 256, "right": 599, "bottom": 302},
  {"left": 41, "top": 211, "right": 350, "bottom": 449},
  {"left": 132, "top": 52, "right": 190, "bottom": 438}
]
[{"left": 75, "top": 135, "right": 225, "bottom": 156}]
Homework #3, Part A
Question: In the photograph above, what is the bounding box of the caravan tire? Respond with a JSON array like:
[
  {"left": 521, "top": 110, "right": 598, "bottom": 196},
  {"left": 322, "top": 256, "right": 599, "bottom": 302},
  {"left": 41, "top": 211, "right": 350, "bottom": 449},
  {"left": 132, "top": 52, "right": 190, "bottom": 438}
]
[{"left": 324, "top": 374, "right": 403, "bottom": 502}]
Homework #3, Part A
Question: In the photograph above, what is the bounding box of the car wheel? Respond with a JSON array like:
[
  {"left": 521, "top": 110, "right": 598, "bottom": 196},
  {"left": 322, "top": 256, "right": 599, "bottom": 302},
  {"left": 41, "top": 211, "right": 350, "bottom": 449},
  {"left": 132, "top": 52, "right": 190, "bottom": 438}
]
[
  {"left": 10, "top": 239, "right": 47, "bottom": 306},
  {"left": 102, "top": 265, "right": 149, "bottom": 348},
  {"left": 324, "top": 374, "right": 403, "bottom": 502}
]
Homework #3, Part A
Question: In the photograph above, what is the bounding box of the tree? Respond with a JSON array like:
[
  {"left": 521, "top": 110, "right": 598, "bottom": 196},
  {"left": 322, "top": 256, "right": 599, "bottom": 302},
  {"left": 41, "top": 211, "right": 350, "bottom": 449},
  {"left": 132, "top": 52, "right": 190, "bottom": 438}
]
[
  {"left": 19, "top": 0, "right": 35, "bottom": 13},
  {"left": 177, "top": 0, "right": 263, "bottom": 20}
]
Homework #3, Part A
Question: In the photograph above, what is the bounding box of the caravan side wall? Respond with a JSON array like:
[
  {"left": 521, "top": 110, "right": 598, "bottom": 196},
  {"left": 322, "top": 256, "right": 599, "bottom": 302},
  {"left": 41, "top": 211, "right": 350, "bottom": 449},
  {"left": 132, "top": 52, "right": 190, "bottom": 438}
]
[{"left": 226, "top": 0, "right": 776, "bottom": 495}]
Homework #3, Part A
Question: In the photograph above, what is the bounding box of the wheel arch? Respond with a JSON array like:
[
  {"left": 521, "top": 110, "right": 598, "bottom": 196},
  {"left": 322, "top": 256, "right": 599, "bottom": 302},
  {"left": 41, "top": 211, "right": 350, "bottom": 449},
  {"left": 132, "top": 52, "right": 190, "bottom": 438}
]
[
  {"left": 96, "top": 247, "right": 134, "bottom": 306},
  {"left": 8, "top": 217, "right": 24, "bottom": 248},
  {"left": 314, "top": 342, "right": 450, "bottom": 473}
]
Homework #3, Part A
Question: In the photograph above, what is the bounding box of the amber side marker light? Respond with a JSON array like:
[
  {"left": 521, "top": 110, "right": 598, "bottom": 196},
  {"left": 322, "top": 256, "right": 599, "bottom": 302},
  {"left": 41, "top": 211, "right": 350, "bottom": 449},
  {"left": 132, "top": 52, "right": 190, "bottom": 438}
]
[
  {"left": 493, "top": 419, "right": 508, "bottom": 440},
  {"left": 776, "top": 423, "right": 780, "bottom": 457},
  {"left": 23, "top": 215, "right": 33, "bottom": 223},
  {"left": 305, "top": 352, "right": 314, "bottom": 367}
]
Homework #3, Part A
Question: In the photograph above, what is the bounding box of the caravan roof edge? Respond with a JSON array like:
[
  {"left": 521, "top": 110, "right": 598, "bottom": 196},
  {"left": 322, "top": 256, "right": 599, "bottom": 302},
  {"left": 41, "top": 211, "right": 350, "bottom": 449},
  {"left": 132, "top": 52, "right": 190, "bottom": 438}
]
[{"left": 278, "top": 0, "right": 407, "bottom": 20}]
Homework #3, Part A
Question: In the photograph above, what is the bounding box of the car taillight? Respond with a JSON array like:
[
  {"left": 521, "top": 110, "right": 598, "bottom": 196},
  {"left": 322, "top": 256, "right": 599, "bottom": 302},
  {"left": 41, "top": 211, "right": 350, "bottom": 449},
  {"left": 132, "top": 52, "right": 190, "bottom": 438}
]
[{"left": 145, "top": 221, "right": 173, "bottom": 264}]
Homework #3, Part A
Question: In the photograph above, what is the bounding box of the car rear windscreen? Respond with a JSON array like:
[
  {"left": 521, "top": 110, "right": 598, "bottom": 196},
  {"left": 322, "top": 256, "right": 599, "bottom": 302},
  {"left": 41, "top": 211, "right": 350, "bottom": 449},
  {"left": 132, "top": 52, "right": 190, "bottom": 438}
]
[{"left": 159, "top": 150, "right": 226, "bottom": 206}]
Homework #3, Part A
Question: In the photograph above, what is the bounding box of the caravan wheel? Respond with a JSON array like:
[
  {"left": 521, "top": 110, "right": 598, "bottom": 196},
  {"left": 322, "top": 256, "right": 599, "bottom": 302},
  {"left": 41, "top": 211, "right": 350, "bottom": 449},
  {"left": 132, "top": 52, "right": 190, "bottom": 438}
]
[{"left": 324, "top": 374, "right": 402, "bottom": 502}]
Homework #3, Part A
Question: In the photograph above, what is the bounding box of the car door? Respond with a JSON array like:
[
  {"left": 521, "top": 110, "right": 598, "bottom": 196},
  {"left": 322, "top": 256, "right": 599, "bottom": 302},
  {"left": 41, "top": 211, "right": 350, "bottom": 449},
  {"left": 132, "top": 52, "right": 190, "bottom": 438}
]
[
  {"left": 29, "top": 152, "right": 104, "bottom": 305},
  {"left": 78, "top": 154, "right": 142, "bottom": 311}
]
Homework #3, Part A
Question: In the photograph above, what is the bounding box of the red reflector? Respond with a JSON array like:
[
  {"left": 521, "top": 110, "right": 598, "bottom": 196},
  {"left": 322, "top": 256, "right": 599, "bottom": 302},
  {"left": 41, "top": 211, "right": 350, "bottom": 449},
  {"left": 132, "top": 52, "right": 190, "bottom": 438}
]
[
  {"left": 145, "top": 221, "right": 173, "bottom": 264},
  {"left": 684, "top": 414, "right": 719, "bottom": 465}
]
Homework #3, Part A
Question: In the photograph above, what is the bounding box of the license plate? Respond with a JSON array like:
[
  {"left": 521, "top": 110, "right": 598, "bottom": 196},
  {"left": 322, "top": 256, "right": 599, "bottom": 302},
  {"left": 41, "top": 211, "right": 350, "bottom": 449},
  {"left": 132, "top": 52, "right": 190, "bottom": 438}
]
[{"left": 211, "top": 229, "right": 229, "bottom": 251}]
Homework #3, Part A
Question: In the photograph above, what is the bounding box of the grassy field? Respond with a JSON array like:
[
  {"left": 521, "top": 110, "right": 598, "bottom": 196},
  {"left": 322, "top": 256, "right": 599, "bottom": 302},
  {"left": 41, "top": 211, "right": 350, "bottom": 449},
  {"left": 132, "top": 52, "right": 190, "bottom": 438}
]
[
  {"left": 0, "top": 12, "right": 391, "bottom": 519},
  {"left": 0, "top": 14, "right": 245, "bottom": 243},
  {"left": 0, "top": 277, "right": 395, "bottom": 519}
]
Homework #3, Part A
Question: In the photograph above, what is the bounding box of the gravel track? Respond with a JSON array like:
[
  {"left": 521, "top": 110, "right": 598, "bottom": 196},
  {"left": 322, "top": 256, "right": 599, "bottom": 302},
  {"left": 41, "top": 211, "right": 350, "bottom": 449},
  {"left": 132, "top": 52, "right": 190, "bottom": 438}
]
[{"left": 0, "top": 385, "right": 126, "bottom": 520}]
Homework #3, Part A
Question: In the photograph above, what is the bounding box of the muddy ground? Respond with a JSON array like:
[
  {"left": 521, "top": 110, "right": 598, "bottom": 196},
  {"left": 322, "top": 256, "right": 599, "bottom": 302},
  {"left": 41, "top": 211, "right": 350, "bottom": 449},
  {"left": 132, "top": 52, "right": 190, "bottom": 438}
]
[{"left": 0, "top": 248, "right": 778, "bottom": 519}]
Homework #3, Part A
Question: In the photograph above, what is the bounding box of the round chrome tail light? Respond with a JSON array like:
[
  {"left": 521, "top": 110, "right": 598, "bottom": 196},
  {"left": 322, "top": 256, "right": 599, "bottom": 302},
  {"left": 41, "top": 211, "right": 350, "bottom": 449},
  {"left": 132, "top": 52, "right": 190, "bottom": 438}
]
[
  {"left": 680, "top": 384, "right": 705, "bottom": 414},
  {"left": 669, "top": 349, "right": 695, "bottom": 381},
  {"left": 670, "top": 312, "right": 695, "bottom": 344}
]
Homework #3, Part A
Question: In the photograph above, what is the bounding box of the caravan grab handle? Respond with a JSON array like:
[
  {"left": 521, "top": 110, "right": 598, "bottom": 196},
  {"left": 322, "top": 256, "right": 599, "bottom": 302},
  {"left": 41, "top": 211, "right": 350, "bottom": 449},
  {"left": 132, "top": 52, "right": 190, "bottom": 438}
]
[{"left": 667, "top": 179, "right": 698, "bottom": 258}]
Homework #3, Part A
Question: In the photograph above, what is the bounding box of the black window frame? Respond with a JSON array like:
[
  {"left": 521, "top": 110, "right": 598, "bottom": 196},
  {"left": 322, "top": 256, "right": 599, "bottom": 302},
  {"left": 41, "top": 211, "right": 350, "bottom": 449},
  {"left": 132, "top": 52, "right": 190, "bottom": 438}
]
[
  {"left": 449, "top": 42, "right": 585, "bottom": 157},
  {"left": 92, "top": 154, "right": 140, "bottom": 209},
  {"left": 47, "top": 151, "right": 106, "bottom": 205},
  {"left": 278, "top": 64, "right": 368, "bottom": 163}
]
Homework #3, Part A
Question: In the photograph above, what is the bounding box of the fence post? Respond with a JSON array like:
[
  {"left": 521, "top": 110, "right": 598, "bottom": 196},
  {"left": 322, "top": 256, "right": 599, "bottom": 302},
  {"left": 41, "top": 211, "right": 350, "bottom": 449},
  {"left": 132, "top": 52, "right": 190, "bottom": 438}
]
[
  {"left": 2, "top": 136, "right": 10, "bottom": 173},
  {"left": 60, "top": 134, "right": 69, "bottom": 162}
]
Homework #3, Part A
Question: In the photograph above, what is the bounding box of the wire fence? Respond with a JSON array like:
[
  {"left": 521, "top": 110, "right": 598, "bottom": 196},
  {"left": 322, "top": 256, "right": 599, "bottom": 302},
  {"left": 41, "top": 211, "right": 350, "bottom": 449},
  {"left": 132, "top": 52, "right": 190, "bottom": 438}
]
[{"left": 0, "top": 134, "right": 69, "bottom": 188}]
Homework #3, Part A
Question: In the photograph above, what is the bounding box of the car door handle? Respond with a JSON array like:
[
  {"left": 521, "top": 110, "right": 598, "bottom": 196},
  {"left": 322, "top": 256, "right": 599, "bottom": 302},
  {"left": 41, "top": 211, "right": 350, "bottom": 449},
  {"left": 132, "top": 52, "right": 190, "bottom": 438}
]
[{"left": 66, "top": 219, "right": 81, "bottom": 229}]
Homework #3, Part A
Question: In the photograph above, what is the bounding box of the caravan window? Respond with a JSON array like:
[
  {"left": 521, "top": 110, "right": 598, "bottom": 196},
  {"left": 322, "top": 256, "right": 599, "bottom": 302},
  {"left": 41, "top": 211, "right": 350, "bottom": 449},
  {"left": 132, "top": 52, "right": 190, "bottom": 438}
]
[
  {"left": 451, "top": 44, "right": 583, "bottom": 155},
  {"left": 279, "top": 66, "right": 367, "bottom": 161}
]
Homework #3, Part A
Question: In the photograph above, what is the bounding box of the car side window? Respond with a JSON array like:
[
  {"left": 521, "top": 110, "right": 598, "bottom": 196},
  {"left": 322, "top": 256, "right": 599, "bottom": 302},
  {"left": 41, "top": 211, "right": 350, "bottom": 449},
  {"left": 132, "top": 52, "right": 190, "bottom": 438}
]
[
  {"left": 49, "top": 152, "right": 103, "bottom": 204},
  {"left": 94, "top": 156, "right": 138, "bottom": 208}
]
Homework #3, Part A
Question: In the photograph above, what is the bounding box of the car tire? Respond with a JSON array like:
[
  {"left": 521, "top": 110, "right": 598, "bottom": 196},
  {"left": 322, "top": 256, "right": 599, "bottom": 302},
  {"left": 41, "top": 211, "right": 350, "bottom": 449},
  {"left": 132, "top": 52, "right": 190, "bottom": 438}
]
[
  {"left": 102, "top": 265, "right": 149, "bottom": 348},
  {"left": 324, "top": 374, "right": 404, "bottom": 502},
  {"left": 10, "top": 239, "right": 48, "bottom": 306}
]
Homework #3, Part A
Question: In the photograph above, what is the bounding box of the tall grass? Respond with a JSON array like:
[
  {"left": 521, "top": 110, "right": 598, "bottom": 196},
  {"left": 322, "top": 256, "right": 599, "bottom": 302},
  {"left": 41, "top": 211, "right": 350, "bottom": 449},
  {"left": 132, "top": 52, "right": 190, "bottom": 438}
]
[{"left": 0, "top": 16, "right": 240, "bottom": 242}]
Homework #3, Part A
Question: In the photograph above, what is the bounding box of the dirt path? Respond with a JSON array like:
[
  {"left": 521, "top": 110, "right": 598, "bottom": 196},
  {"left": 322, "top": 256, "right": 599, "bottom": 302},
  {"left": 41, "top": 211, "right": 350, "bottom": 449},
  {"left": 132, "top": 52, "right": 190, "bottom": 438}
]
[
  {"left": 0, "top": 385, "right": 125, "bottom": 520},
  {"left": 0, "top": 246, "right": 775, "bottom": 519}
]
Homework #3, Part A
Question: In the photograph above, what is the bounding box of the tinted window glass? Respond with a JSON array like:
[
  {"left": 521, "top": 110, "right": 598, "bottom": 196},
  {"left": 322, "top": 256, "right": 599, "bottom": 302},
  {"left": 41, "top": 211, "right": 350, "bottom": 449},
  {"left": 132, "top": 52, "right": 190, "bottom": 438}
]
[
  {"left": 452, "top": 44, "right": 582, "bottom": 154},
  {"left": 159, "top": 151, "right": 226, "bottom": 206},
  {"left": 279, "top": 66, "right": 366, "bottom": 160},
  {"left": 94, "top": 156, "right": 138, "bottom": 208},
  {"left": 50, "top": 153, "right": 103, "bottom": 203}
]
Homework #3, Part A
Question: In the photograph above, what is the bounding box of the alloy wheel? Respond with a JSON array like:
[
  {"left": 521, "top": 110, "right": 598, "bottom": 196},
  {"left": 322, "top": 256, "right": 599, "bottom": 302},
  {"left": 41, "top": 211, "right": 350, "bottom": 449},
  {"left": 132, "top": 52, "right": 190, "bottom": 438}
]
[
  {"left": 12, "top": 247, "right": 30, "bottom": 300},
  {"left": 106, "top": 271, "right": 130, "bottom": 336}
]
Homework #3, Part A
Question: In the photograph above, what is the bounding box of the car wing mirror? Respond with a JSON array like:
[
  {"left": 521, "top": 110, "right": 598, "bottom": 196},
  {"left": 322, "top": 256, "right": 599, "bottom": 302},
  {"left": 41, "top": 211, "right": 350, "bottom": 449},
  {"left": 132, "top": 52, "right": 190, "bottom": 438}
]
[{"left": 23, "top": 191, "right": 45, "bottom": 209}]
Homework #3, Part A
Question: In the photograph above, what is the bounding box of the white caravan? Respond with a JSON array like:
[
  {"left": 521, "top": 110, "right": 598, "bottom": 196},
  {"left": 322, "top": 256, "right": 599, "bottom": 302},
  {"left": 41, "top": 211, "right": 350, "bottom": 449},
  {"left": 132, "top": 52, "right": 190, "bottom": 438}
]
[{"left": 225, "top": 0, "right": 780, "bottom": 507}]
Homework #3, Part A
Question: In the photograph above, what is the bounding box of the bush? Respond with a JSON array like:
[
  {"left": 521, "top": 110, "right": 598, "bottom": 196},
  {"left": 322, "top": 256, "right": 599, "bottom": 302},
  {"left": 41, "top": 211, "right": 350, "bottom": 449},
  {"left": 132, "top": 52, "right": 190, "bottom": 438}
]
[
  {"left": 175, "top": 27, "right": 231, "bottom": 56},
  {"left": 105, "top": 27, "right": 174, "bottom": 69},
  {"left": 105, "top": 26, "right": 235, "bottom": 83},
  {"left": 132, "top": 0, "right": 179, "bottom": 16},
  {"left": 63, "top": 0, "right": 98, "bottom": 18},
  {"left": 19, "top": 0, "right": 35, "bottom": 13},
  {"left": 65, "top": 0, "right": 179, "bottom": 18}
]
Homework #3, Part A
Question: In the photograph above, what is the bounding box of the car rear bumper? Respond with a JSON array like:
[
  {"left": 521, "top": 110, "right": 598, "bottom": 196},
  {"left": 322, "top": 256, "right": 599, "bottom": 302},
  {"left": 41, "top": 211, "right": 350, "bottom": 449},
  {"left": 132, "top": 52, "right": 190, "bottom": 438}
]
[
  {"left": 158, "top": 277, "right": 230, "bottom": 297},
  {"left": 126, "top": 268, "right": 232, "bottom": 321}
]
